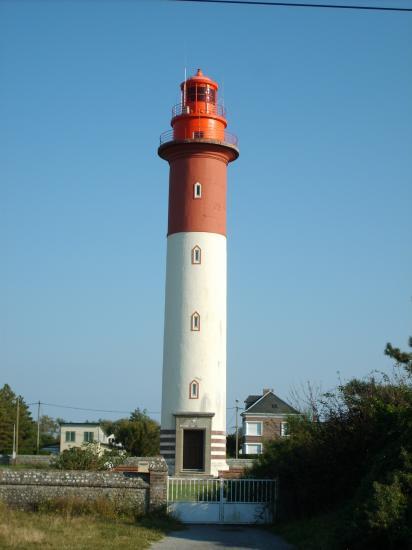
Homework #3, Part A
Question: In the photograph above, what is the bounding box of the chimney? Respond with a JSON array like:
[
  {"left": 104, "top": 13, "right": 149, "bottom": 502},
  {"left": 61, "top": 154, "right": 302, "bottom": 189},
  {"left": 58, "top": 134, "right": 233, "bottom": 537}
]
[{"left": 263, "top": 388, "right": 273, "bottom": 395}]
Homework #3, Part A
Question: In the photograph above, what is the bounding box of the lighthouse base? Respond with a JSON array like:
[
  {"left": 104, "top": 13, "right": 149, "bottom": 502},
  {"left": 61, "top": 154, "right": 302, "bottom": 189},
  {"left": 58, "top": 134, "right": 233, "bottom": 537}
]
[
  {"left": 210, "top": 459, "right": 229, "bottom": 477},
  {"left": 161, "top": 413, "right": 227, "bottom": 478}
]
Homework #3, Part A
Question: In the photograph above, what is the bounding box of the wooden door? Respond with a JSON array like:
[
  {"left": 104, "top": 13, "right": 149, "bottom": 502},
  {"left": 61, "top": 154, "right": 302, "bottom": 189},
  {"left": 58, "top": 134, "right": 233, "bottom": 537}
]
[{"left": 183, "top": 429, "right": 205, "bottom": 470}]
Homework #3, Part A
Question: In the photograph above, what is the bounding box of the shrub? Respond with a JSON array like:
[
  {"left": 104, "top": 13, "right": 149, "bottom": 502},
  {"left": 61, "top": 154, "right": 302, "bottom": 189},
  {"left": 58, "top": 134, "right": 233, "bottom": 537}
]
[
  {"left": 51, "top": 443, "right": 126, "bottom": 471},
  {"left": 251, "top": 348, "right": 412, "bottom": 549}
]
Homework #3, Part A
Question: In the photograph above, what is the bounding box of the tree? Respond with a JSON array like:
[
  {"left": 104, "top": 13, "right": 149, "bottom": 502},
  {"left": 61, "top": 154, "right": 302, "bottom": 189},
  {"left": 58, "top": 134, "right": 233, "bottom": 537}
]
[
  {"left": 39, "top": 415, "right": 60, "bottom": 448},
  {"left": 287, "top": 380, "right": 323, "bottom": 421},
  {"left": 385, "top": 336, "right": 412, "bottom": 375},
  {"left": 105, "top": 409, "right": 160, "bottom": 456},
  {"left": 250, "top": 339, "right": 412, "bottom": 549},
  {"left": 0, "top": 384, "right": 37, "bottom": 454},
  {"left": 226, "top": 432, "right": 241, "bottom": 458}
]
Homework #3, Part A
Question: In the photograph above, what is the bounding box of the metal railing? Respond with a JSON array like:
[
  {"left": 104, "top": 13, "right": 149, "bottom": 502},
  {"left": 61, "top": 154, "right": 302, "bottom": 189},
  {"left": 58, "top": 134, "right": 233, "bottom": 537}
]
[
  {"left": 159, "top": 129, "right": 238, "bottom": 147},
  {"left": 172, "top": 102, "right": 226, "bottom": 118},
  {"left": 167, "top": 478, "right": 276, "bottom": 503}
]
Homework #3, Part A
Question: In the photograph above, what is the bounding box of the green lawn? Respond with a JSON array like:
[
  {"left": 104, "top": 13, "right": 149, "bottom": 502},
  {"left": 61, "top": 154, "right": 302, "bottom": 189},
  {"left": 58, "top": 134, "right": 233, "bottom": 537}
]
[{"left": 0, "top": 502, "right": 181, "bottom": 550}]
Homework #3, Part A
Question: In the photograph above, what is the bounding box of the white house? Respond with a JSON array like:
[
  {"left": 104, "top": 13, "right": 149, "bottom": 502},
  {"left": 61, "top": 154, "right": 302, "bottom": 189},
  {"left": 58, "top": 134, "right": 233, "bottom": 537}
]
[{"left": 59, "top": 422, "right": 114, "bottom": 453}]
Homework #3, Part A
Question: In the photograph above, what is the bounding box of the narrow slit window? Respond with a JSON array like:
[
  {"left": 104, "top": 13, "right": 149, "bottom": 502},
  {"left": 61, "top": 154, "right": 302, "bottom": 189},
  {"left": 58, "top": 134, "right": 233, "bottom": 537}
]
[
  {"left": 189, "top": 380, "right": 199, "bottom": 399},
  {"left": 192, "top": 246, "right": 201, "bottom": 264},
  {"left": 191, "top": 312, "right": 200, "bottom": 331},
  {"left": 194, "top": 182, "right": 202, "bottom": 199}
]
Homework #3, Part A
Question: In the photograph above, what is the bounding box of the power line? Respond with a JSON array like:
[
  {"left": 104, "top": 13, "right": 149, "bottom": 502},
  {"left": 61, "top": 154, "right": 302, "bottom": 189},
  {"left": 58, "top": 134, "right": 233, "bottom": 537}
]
[
  {"left": 227, "top": 409, "right": 236, "bottom": 428},
  {"left": 170, "top": 0, "right": 412, "bottom": 12},
  {"left": 28, "top": 401, "right": 238, "bottom": 416},
  {"left": 28, "top": 401, "right": 160, "bottom": 415}
]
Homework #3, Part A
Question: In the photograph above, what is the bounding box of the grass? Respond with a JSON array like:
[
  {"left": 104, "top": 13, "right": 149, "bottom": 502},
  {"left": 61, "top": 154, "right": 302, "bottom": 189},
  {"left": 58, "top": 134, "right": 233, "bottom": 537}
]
[
  {"left": 272, "top": 509, "right": 345, "bottom": 550},
  {"left": 0, "top": 501, "right": 182, "bottom": 550}
]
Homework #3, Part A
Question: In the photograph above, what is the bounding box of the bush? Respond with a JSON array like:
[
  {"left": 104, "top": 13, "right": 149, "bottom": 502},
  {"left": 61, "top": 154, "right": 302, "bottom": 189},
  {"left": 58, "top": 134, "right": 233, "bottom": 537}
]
[
  {"left": 251, "top": 349, "right": 412, "bottom": 549},
  {"left": 51, "top": 443, "right": 126, "bottom": 471}
]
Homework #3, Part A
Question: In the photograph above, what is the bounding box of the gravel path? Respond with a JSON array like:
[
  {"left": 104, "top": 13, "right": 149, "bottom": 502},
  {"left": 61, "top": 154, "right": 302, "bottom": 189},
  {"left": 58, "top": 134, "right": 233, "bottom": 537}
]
[{"left": 150, "top": 524, "right": 294, "bottom": 550}]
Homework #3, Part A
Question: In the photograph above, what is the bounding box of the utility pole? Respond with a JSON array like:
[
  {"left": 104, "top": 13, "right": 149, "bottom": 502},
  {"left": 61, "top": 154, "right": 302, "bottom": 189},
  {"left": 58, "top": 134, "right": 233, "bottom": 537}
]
[
  {"left": 36, "top": 401, "right": 41, "bottom": 454},
  {"left": 235, "top": 399, "right": 239, "bottom": 459},
  {"left": 12, "top": 424, "right": 16, "bottom": 461},
  {"left": 15, "top": 397, "right": 20, "bottom": 464}
]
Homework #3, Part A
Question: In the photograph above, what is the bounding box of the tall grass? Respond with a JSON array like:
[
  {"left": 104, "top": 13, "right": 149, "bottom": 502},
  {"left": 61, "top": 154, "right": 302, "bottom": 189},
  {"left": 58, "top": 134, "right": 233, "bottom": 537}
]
[
  {"left": 0, "top": 500, "right": 181, "bottom": 550},
  {"left": 36, "top": 495, "right": 140, "bottom": 521}
]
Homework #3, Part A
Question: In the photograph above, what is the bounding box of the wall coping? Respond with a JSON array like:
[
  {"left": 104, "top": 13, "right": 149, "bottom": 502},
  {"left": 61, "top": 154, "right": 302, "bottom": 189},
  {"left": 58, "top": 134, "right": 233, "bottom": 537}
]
[{"left": 0, "top": 470, "right": 149, "bottom": 489}]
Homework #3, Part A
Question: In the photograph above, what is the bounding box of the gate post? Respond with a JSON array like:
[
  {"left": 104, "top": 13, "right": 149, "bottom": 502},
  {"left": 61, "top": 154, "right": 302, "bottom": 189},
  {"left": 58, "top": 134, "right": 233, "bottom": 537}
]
[
  {"left": 148, "top": 457, "right": 168, "bottom": 513},
  {"left": 219, "top": 477, "right": 224, "bottom": 522}
]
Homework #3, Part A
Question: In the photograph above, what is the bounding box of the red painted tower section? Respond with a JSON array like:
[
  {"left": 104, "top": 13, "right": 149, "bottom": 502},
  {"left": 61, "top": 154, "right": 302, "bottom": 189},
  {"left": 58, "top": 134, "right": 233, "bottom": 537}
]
[{"left": 160, "top": 69, "right": 238, "bottom": 235}]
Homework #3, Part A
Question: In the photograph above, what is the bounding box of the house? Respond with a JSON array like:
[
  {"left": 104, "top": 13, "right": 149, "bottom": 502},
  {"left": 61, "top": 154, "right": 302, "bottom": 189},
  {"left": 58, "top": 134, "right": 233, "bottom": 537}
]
[
  {"left": 241, "top": 388, "right": 299, "bottom": 455},
  {"left": 59, "top": 422, "right": 114, "bottom": 453}
]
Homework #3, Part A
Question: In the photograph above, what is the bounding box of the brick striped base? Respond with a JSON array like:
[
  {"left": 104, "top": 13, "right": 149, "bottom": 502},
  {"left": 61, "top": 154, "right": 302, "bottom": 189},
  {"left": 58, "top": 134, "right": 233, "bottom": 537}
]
[
  {"left": 160, "top": 430, "right": 176, "bottom": 460},
  {"left": 159, "top": 430, "right": 227, "bottom": 467},
  {"left": 211, "top": 431, "right": 226, "bottom": 461}
]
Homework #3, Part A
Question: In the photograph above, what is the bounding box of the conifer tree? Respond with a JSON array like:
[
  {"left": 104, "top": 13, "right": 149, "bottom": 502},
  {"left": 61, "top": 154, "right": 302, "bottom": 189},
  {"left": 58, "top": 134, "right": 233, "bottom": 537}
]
[
  {"left": 385, "top": 336, "right": 412, "bottom": 374},
  {"left": 0, "top": 384, "right": 36, "bottom": 454}
]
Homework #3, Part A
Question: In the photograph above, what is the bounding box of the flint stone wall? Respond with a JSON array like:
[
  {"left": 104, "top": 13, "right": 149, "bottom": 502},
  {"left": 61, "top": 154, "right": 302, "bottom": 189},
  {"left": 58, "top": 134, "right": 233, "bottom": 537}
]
[{"left": 0, "top": 457, "right": 168, "bottom": 514}]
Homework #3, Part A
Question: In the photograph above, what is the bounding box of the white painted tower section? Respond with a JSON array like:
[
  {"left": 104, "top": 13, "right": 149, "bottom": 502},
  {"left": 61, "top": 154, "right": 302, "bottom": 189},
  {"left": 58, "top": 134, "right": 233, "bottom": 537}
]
[{"left": 161, "top": 232, "right": 227, "bottom": 476}]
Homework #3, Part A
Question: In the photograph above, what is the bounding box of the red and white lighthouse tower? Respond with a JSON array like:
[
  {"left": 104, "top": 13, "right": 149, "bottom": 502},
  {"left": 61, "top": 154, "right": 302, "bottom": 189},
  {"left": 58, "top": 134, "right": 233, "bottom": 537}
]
[{"left": 158, "top": 69, "right": 239, "bottom": 477}]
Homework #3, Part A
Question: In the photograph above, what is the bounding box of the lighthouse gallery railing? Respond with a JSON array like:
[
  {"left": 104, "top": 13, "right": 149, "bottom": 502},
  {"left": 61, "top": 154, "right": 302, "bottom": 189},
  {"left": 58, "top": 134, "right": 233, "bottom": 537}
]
[{"left": 159, "top": 129, "right": 238, "bottom": 147}]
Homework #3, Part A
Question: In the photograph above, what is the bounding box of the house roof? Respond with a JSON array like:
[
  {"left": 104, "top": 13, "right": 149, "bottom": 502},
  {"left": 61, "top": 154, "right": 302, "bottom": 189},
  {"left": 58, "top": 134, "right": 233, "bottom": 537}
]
[
  {"left": 244, "top": 395, "right": 261, "bottom": 408},
  {"left": 242, "top": 391, "right": 298, "bottom": 416},
  {"left": 59, "top": 422, "right": 101, "bottom": 427}
]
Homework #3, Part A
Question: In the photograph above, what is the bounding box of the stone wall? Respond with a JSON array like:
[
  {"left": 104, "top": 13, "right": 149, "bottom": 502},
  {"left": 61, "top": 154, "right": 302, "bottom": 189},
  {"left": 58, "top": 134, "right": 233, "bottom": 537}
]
[
  {"left": 226, "top": 458, "right": 256, "bottom": 469},
  {"left": 220, "top": 458, "right": 256, "bottom": 479},
  {"left": 0, "top": 457, "right": 168, "bottom": 514}
]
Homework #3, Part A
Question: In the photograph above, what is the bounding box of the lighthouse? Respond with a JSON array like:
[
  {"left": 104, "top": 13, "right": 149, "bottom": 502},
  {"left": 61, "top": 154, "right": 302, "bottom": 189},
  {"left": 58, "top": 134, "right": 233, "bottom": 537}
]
[{"left": 158, "top": 69, "right": 239, "bottom": 477}]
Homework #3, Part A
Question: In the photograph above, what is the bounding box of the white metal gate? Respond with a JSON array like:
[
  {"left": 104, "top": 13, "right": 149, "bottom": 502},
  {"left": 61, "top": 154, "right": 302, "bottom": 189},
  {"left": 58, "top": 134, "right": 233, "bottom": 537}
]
[{"left": 167, "top": 478, "right": 277, "bottom": 524}]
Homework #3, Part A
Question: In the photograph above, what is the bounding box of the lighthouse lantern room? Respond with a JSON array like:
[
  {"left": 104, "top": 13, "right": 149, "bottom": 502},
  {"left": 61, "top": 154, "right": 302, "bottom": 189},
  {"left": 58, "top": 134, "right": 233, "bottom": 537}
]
[{"left": 158, "top": 69, "right": 239, "bottom": 477}]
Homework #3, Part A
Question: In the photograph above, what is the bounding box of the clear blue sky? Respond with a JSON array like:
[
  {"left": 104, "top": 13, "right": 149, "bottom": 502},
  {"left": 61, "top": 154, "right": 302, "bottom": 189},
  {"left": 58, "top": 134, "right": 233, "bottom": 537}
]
[{"left": 1, "top": 0, "right": 411, "bottom": 428}]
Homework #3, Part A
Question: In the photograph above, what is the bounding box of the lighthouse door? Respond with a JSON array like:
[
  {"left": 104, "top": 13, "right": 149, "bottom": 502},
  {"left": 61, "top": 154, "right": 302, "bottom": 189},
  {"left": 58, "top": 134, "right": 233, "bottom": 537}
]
[{"left": 183, "top": 429, "right": 205, "bottom": 471}]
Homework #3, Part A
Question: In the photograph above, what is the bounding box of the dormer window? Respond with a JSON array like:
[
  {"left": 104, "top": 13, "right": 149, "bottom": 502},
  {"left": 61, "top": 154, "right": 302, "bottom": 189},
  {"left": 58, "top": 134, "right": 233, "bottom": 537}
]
[
  {"left": 191, "top": 312, "right": 200, "bottom": 331},
  {"left": 189, "top": 380, "right": 199, "bottom": 399},
  {"left": 192, "top": 246, "right": 201, "bottom": 265},
  {"left": 194, "top": 182, "right": 202, "bottom": 199}
]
